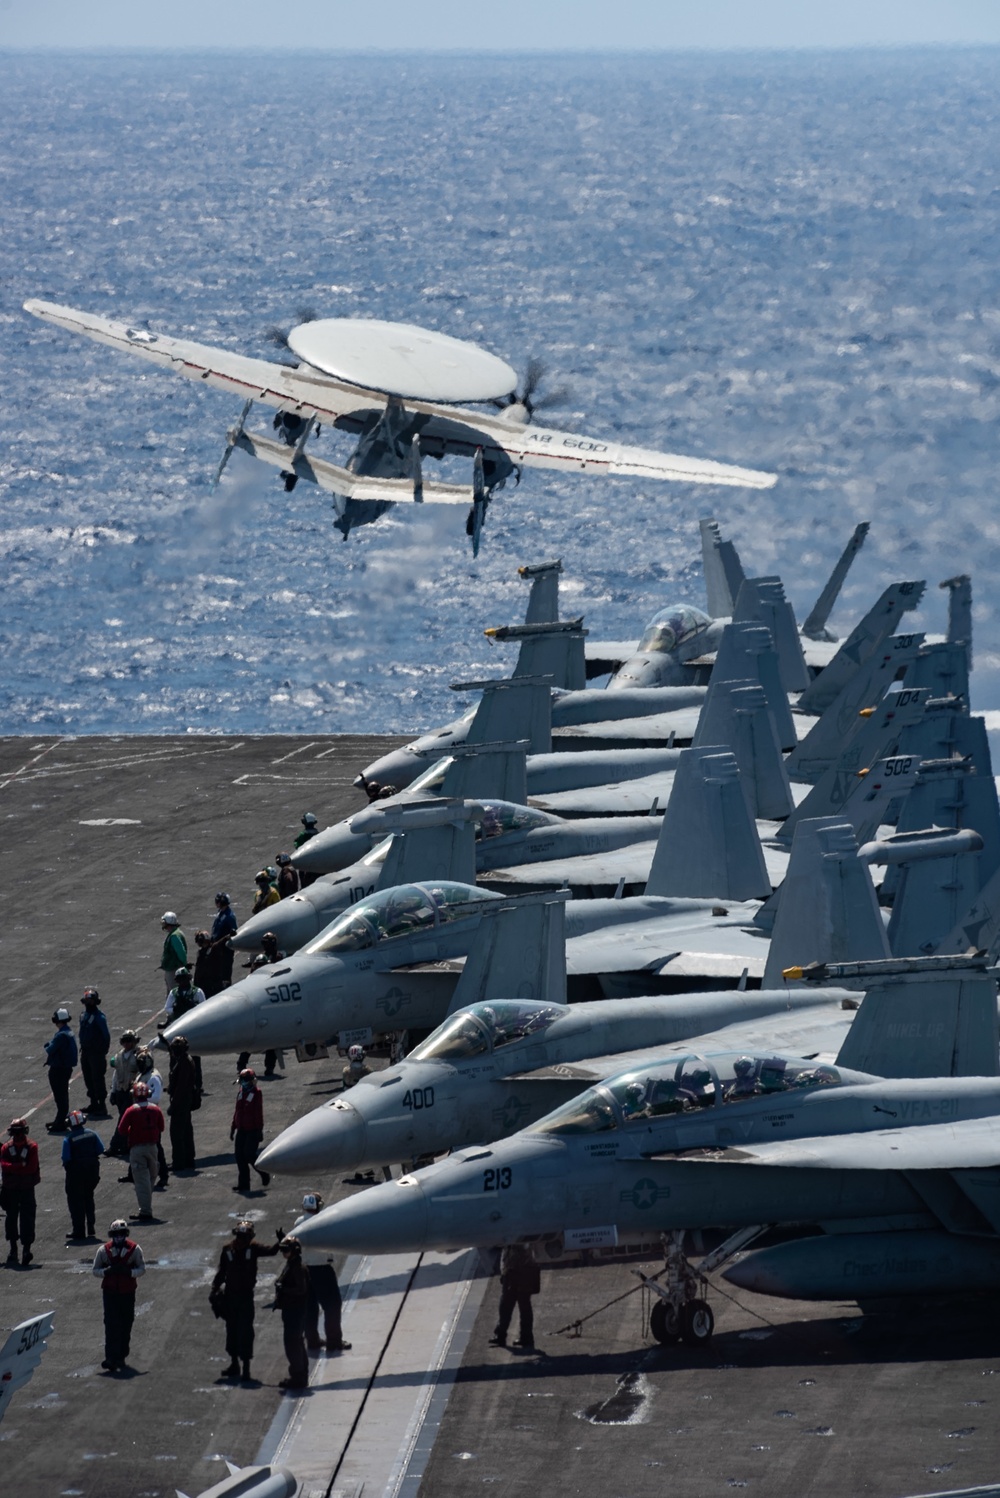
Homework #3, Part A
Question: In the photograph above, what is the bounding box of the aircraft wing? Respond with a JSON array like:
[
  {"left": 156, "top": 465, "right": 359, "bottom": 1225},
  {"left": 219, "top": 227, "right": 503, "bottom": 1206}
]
[
  {"left": 708, "top": 1117, "right": 1000, "bottom": 1171},
  {"left": 485, "top": 840, "right": 788, "bottom": 894},
  {"left": 0, "top": 1312, "right": 55, "bottom": 1425},
  {"left": 24, "top": 300, "right": 778, "bottom": 490},
  {"left": 566, "top": 910, "right": 769, "bottom": 977}
]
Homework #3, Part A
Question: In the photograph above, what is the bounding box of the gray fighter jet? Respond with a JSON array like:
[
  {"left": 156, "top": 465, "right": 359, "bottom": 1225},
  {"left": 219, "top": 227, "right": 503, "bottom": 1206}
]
[
  {"left": 256, "top": 986, "right": 862, "bottom": 1179},
  {"left": 238, "top": 793, "right": 662, "bottom": 953},
  {"left": 584, "top": 519, "right": 873, "bottom": 685},
  {"left": 165, "top": 806, "right": 896, "bottom": 1057},
  {"left": 290, "top": 956, "right": 1000, "bottom": 1296}
]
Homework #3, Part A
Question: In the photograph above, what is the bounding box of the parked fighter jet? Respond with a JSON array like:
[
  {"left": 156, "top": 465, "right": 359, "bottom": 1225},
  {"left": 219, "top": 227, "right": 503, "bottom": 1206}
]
[
  {"left": 166, "top": 802, "right": 897, "bottom": 1057},
  {"left": 256, "top": 986, "right": 862, "bottom": 1178},
  {"left": 583, "top": 519, "right": 874, "bottom": 685},
  {"left": 239, "top": 793, "right": 663, "bottom": 953},
  {"left": 290, "top": 956, "right": 1000, "bottom": 1294},
  {"left": 23, "top": 300, "right": 775, "bottom": 554}
]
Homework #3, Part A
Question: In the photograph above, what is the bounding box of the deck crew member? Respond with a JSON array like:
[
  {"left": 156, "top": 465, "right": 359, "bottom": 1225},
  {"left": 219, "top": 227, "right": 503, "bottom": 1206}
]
[{"left": 93, "top": 1218, "right": 145, "bottom": 1372}]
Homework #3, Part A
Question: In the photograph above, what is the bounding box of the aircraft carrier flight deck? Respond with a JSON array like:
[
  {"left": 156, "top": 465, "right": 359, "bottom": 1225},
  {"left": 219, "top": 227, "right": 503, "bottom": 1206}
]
[{"left": 2, "top": 734, "right": 999, "bottom": 1498}]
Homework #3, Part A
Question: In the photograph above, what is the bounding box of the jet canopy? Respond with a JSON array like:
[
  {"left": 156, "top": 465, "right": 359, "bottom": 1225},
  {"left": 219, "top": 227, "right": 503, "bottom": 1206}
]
[
  {"left": 477, "top": 801, "right": 558, "bottom": 839},
  {"left": 409, "top": 1000, "right": 566, "bottom": 1062},
  {"left": 527, "top": 1052, "right": 855, "bottom": 1137},
  {"left": 305, "top": 881, "right": 498, "bottom": 955},
  {"left": 637, "top": 604, "right": 712, "bottom": 656}
]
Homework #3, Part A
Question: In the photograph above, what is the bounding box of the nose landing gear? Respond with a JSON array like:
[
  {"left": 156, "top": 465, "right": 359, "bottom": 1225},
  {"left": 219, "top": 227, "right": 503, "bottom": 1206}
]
[{"left": 641, "top": 1232, "right": 715, "bottom": 1348}]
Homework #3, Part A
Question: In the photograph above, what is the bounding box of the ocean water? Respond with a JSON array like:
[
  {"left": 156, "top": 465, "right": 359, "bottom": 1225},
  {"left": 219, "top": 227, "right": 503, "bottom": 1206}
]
[{"left": 2, "top": 47, "right": 1000, "bottom": 735}]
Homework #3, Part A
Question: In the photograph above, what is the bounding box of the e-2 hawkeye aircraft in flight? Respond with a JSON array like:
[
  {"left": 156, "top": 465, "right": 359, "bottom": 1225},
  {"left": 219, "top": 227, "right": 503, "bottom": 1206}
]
[{"left": 22, "top": 300, "right": 776, "bottom": 553}]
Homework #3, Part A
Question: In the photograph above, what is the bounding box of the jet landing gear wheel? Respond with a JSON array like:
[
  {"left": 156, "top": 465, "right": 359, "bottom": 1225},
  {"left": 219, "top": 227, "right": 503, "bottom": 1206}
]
[
  {"left": 679, "top": 1299, "right": 714, "bottom": 1347},
  {"left": 649, "top": 1299, "right": 680, "bottom": 1345}
]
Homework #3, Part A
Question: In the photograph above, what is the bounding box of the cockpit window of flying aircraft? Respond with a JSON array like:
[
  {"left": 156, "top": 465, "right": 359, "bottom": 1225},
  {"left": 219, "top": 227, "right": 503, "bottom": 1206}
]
[
  {"left": 477, "top": 801, "right": 559, "bottom": 839},
  {"left": 409, "top": 1000, "right": 565, "bottom": 1062},
  {"left": 306, "top": 881, "right": 495, "bottom": 954},
  {"left": 636, "top": 605, "right": 714, "bottom": 656}
]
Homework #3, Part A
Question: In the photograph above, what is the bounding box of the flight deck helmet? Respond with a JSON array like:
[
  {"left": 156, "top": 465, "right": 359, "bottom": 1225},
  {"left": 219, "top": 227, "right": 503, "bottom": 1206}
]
[
  {"left": 82, "top": 987, "right": 100, "bottom": 1007},
  {"left": 52, "top": 1007, "right": 71, "bottom": 1024}
]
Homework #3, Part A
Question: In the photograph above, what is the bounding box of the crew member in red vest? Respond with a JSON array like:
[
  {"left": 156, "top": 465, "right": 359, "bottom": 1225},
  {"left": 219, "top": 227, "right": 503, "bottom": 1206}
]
[
  {"left": 92, "top": 1218, "right": 146, "bottom": 1372},
  {"left": 1, "top": 1117, "right": 40, "bottom": 1267},
  {"left": 118, "top": 1082, "right": 165, "bottom": 1221}
]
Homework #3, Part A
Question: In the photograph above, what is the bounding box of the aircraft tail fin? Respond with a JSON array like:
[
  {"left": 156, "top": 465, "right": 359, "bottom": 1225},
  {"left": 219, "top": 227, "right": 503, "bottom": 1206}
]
[
  {"left": 905, "top": 641, "right": 970, "bottom": 708},
  {"left": 898, "top": 700, "right": 991, "bottom": 776},
  {"left": 709, "top": 621, "right": 797, "bottom": 751},
  {"left": 734, "top": 577, "right": 810, "bottom": 693},
  {"left": 456, "top": 676, "right": 552, "bottom": 754},
  {"left": 797, "top": 580, "right": 926, "bottom": 716},
  {"left": 859, "top": 827, "right": 985, "bottom": 958},
  {"left": 784, "top": 636, "right": 926, "bottom": 785},
  {"left": 700, "top": 518, "right": 738, "bottom": 617},
  {"left": 352, "top": 798, "right": 480, "bottom": 889},
  {"left": 444, "top": 888, "right": 569, "bottom": 1016},
  {"left": 801, "top": 521, "right": 870, "bottom": 641},
  {"left": 888, "top": 756, "right": 1000, "bottom": 893},
  {"left": 692, "top": 677, "right": 793, "bottom": 819},
  {"left": 798, "top": 954, "right": 1000, "bottom": 1079},
  {"left": 439, "top": 740, "right": 529, "bottom": 805},
  {"left": 482, "top": 619, "right": 587, "bottom": 691},
  {"left": 646, "top": 746, "right": 771, "bottom": 900},
  {"left": 941, "top": 572, "right": 972, "bottom": 670},
  {"left": 519, "top": 559, "right": 562, "bottom": 625},
  {"left": 0, "top": 1312, "right": 54, "bottom": 1427},
  {"left": 762, "top": 817, "right": 890, "bottom": 987},
  {"left": 937, "top": 858, "right": 1000, "bottom": 960}
]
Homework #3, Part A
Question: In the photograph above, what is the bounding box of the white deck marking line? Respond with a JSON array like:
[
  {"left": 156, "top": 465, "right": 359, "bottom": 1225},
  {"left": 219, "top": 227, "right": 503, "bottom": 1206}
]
[
  {"left": 313, "top": 746, "right": 350, "bottom": 760},
  {"left": 383, "top": 1250, "right": 480, "bottom": 1498},
  {"left": 270, "top": 743, "right": 323, "bottom": 765},
  {"left": 5, "top": 742, "right": 248, "bottom": 783},
  {"left": 0, "top": 738, "right": 66, "bottom": 791},
  {"left": 232, "top": 774, "right": 360, "bottom": 786}
]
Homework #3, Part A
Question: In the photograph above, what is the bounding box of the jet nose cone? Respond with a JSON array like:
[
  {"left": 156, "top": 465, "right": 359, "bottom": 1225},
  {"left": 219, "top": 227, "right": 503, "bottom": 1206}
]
[
  {"left": 292, "top": 825, "right": 367, "bottom": 875},
  {"left": 233, "top": 898, "right": 320, "bottom": 953},
  {"left": 162, "top": 991, "right": 256, "bottom": 1053},
  {"left": 294, "top": 1177, "right": 429, "bottom": 1255},
  {"left": 258, "top": 1100, "right": 367, "bottom": 1176}
]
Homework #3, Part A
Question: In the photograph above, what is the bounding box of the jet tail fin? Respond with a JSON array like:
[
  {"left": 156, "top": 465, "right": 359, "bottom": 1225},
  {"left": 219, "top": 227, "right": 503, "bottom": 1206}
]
[
  {"left": 801, "top": 521, "right": 870, "bottom": 641},
  {"left": 709, "top": 621, "right": 797, "bottom": 751},
  {"left": 444, "top": 889, "right": 569, "bottom": 1016},
  {"left": 796, "top": 954, "right": 1000, "bottom": 1079},
  {"left": 454, "top": 676, "right": 552, "bottom": 754},
  {"left": 860, "top": 827, "right": 984, "bottom": 958},
  {"left": 692, "top": 677, "right": 793, "bottom": 819},
  {"left": 0, "top": 1312, "right": 54, "bottom": 1426},
  {"left": 797, "top": 580, "right": 926, "bottom": 716},
  {"left": 785, "top": 637, "right": 926, "bottom": 786},
  {"left": 762, "top": 818, "right": 890, "bottom": 987},
  {"left": 439, "top": 740, "right": 529, "bottom": 805},
  {"left": 483, "top": 619, "right": 587, "bottom": 691},
  {"left": 646, "top": 746, "right": 770, "bottom": 900},
  {"left": 519, "top": 559, "right": 562, "bottom": 625},
  {"left": 905, "top": 641, "right": 970, "bottom": 707},
  {"left": 941, "top": 572, "right": 972, "bottom": 670},
  {"left": 354, "top": 798, "right": 480, "bottom": 889},
  {"left": 734, "top": 577, "right": 810, "bottom": 693},
  {"left": 700, "top": 518, "right": 740, "bottom": 617}
]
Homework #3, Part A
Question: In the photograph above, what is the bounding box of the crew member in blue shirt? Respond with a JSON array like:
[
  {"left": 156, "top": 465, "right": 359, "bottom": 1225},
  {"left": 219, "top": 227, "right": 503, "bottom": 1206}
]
[
  {"left": 62, "top": 1110, "right": 105, "bottom": 1240},
  {"left": 210, "top": 892, "right": 238, "bottom": 988},
  {"left": 79, "top": 988, "right": 111, "bottom": 1118},
  {"left": 45, "top": 1008, "right": 78, "bottom": 1133}
]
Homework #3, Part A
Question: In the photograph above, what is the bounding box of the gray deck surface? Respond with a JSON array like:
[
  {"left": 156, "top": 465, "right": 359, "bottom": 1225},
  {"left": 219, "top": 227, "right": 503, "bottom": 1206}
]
[{"left": 2, "top": 737, "right": 999, "bottom": 1498}]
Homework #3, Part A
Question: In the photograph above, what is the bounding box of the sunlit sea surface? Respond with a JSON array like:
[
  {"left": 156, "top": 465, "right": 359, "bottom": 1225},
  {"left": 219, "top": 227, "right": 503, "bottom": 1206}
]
[{"left": 2, "top": 48, "right": 1000, "bottom": 735}]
